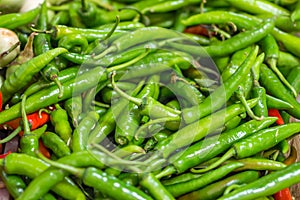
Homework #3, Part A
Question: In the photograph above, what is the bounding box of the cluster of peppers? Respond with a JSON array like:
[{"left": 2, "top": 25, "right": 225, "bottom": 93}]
[{"left": 1, "top": 0, "right": 300, "bottom": 199}]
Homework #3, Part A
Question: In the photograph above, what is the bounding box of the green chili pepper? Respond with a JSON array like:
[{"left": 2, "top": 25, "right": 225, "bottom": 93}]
[
  {"left": 178, "top": 171, "right": 260, "bottom": 200},
  {"left": 260, "top": 64, "right": 300, "bottom": 119},
  {"left": 277, "top": 51, "right": 300, "bottom": 70},
  {"left": 252, "top": 85, "right": 268, "bottom": 118},
  {"left": 182, "top": 45, "right": 259, "bottom": 124},
  {"left": 37, "top": 154, "right": 153, "bottom": 200},
  {"left": 0, "top": 171, "right": 26, "bottom": 199},
  {"left": 0, "top": 153, "right": 85, "bottom": 199},
  {"left": 64, "top": 95, "right": 83, "bottom": 127},
  {"left": 271, "top": 28, "right": 300, "bottom": 57},
  {"left": 20, "top": 125, "right": 47, "bottom": 157},
  {"left": 157, "top": 117, "right": 276, "bottom": 178},
  {"left": 15, "top": 150, "right": 109, "bottom": 200},
  {"left": 260, "top": 34, "right": 297, "bottom": 97},
  {"left": 152, "top": 98, "right": 259, "bottom": 163},
  {"left": 218, "top": 162, "right": 300, "bottom": 200},
  {"left": 41, "top": 131, "right": 71, "bottom": 158},
  {"left": 225, "top": 157, "right": 286, "bottom": 171},
  {"left": 161, "top": 172, "right": 202, "bottom": 186},
  {"left": 204, "top": 19, "right": 274, "bottom": 57},
  {"left": 0, "top": 67, "right": 107, "bottom": 125},
  {"left": 140, "top": 172, "right": 175, "bottom": 200},
  {"left": 194, "top": 122, "right": 300, "bottom": 173},
  {"left": 22, "top": 67, "right": 79, "bottom": 98},
  {"left": 1, "top": 47, "right": 68, "bottom": 104},
  {"left": 51, "top": 25, "right": 126, "bottom": 42},
  {"left": 223, "top": 115, "right": 242, "bottom": 131},
  {"left": 225, "top": 0, "right": 290, "bottom": 16},
  {"left": 58, "top": 34, "right": 89, "bottom": 53},
  {"left": 115, "top": 75, "right": 160, "bottom": 146},
  {"left": 50, "top": 104, "right": 73, "bottom": 145},
  {"left": 33, "top": 2, "right": 51, "bottom": 56},
  {"left": 266, "top": 94, "right": 294, "bottom": 110},
  {"left": 71, "top": 111, "right": 99, "bottom": 152},
  {"left": 287, "top": 66, "right": 300, "bottom": 95},
  {"left": 111, "top": 71, "right": 181, "bottom": 126},
  {"left": 50, "top": 10, "right": 70, "bottom": 26},
  {"left": 182, "top": 11, "right": 256, "bottom": 29},
  {"left": 88, "top": 79, "right": 145, "bottom": 144},
  {"left": 93, "top": 26, "right": 184, "bottom": 59},
  {"left": 166, "top": 162, "right": 244, "bottom": 197},
  {"left": 0, "top": 7, "right": 40, "bottom": 29},
  {"left": 167, "top": 80, "right": 205, "bottom": 107}
]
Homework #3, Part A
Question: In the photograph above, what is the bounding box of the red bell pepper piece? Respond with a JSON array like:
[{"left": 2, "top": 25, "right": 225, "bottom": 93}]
[{"left": 268, "top": 109, "right": 284, "bottom": 125}]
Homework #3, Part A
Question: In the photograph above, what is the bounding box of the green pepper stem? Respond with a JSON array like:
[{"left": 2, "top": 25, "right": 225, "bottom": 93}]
[
  {"left": 104, "top": 16, "right": 120, "bottom": 41},
  {"left": 235, "top": 86, "right": 264, "bottom": 121},
  {"left": 37, "top": 151, "right": 84, "bottom": 177},
  {"left": 111, "top": 71, "right": 143, "bottom": 106},
  {"left": 120, "top": 7, "right": 150, "bottom": 25},
  {"left": 223, "top": 184, "right": 243, "bottom": 195},
  {"left": 0, "top": 126, "right": 22, "bottom": 144},
  {"left": 155, "top": 165, "right": 177, "bottom": 180},
  {"left": 107, "top": 48, "right": 150, "bottom": 72},
  {"left": 191, "top": 148, "right": 235, "bottom": 173},
  {"left": 52, "top": 78, "right": 64, "bottom": 99},
  {"left": 113, "top": 145, "right": 146, "bottom": 158},
  {"left": 30, "top": 27, "right": 53, "bottom": 34},
  {"left": 92, "top": 100, "right": 110, "bottom": 108},
  {"left": 93, "top": 45, "right": 117, "bottom": 60},
  {"left": 89, "top": 143, "right": 146, "bottom": 170},
  {"left": 134, "top": 116, "right": 181, "bottom": 140},
  {"left": 268, "top": 58, "right": 298, "bottom": 97},
  {"left": 21, "top": 95, "right": 31, "bottom": 135}
]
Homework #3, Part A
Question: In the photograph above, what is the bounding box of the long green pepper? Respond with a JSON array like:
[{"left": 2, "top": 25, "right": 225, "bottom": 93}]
[
  {"left": 1, "top": 47, "right": 68, "bottom": 104},
  {"left": 182, "top": 45, "right": 259, "bottom": 124},
  {"left": 195, "top": 122, "right": 300, "bottom": 173},
  {"left": 218, "top": 162, "right": 300, "bottom": 200},
  {"left": 156, "top": 117, "right": 276, "bottom": 178}
]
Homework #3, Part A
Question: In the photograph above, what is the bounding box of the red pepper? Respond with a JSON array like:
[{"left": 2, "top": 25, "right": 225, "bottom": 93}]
[
  {"left": 39, "top": 139, "right": 51, "bottom": 159},
  {"left": 268, "top": 109, "right": 284, "bottom": 125},
  {"left": 0, "top": 151, "right": 11, "bottom": 159},
  {"left": 4, "top": 111, "right": 50, "bottom": 136},
  {"left": 0, "top": 91, "right": 2, "bottom": 111},
  {"left": 273, "top": 188, "right": 293, "bottom": 200}
]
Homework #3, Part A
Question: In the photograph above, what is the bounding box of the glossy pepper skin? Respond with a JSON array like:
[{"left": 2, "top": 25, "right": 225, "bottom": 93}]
[
  {"left": 1, "top": 47, "right": 68, "bottom": 104},
  {"left": 0, "top": 7, "right": 40, "bottom": 29},
  {"left": 179, "top": 171, "right": 260, "bottom": 200},
  {"left": 81, "top": 167, "right": 154, "bottom": 200},
  {"left": 218, "top": 162, "right": 300, "bottom": 200},
  {"left": 50, "top": 104, "right": 73, "bottom": 145},
  {"left": 156, "top": 117, "right": 276, "bottom": 178},
  {"left": 0, "top": 153, "right": 85, "bottom": 200},
  {"left": 165, "top": 162, "right": 244, "bottom": 197},
  {"left": 181, "top": 45, "right": 259, "bottom": 124},
  {"left": 260, "top": 64, "right": 300, "bottom": 119}
]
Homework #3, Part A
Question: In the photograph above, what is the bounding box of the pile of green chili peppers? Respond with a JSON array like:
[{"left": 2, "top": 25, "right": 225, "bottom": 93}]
[{"left": 1, "top": 0, "right": 300, "bottom": 199}]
